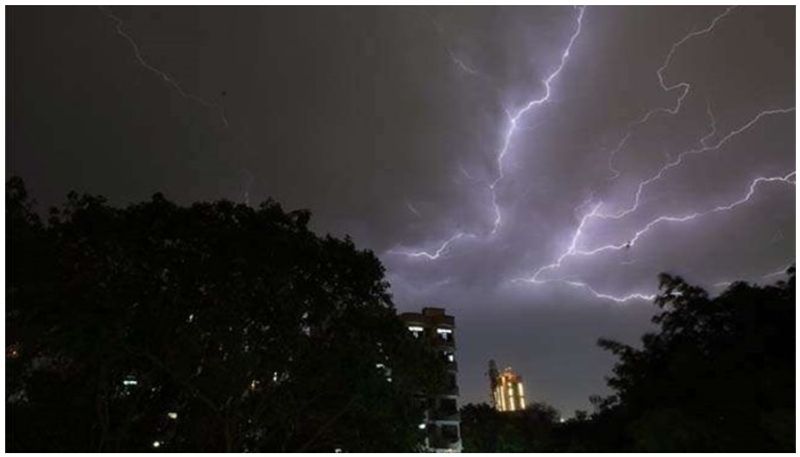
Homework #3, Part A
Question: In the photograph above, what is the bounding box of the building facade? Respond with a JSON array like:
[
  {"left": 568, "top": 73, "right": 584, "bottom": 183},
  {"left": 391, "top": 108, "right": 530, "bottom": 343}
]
[
  {"left": 490, "top": 365, "right": 526, "bottom": 412},
  {"left": 399, "top": 307, "right": 462, "bottom": 453}
]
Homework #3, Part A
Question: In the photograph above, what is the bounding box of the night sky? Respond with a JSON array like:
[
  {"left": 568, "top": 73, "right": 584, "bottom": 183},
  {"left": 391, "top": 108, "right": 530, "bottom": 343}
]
[{"left": 8, "top": 6, "right": 795, "bottom": 415}]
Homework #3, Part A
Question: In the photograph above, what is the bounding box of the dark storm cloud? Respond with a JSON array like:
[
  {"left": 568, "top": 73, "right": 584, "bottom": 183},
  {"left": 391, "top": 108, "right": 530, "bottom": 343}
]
[{"left": 8, "top": 6, "right": 794, "bottom": 412}]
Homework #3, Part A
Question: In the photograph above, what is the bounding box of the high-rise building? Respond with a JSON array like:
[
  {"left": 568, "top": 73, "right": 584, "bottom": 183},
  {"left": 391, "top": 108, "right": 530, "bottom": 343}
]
[
  {"left": 489, "top": 366, "right": 526, "bottom": 412},
  {"left": 399, "top": 307, "right": 462, "bottom": 453}
]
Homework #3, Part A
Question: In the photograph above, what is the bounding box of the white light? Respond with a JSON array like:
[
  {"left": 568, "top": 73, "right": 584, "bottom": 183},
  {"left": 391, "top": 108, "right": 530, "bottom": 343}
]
[
  {"left": 167, "top": 412, "right": 178, "bottom": 420},
  {"left": 418, "top": 423, "right": 427, "bottom": 430},
  {"left": 123, "top": 379, "right": 138, "bottom": 386},
  {"left": 447, "top": 354, "right": 455, "bottom": 362},
  {"left": 436, "top": 328, "right": 453, "bottom": 334},
  {"left": 152, "top": 441, "right": 161, "bottom": 448},
  {"left": 408, "top": 326, "right": 424, "bottom": 332}
]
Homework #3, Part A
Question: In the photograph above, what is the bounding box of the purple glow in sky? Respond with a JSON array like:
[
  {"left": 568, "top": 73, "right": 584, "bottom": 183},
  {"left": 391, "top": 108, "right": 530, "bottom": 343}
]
[{"left": 9, "top": 6, "right": 794, "bottom": 414}]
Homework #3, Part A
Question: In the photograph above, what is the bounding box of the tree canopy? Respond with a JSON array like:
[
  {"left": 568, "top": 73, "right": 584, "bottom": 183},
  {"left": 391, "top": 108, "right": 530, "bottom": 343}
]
[
  {"left": 592, "top": 269, "right": 795, "bottom": 451},
  {"left": 7, "top": 177, "right": 446, "bottom": 452}
]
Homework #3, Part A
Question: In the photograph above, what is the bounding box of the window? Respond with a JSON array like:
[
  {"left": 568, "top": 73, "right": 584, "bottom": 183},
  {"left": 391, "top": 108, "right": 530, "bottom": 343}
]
[
  {"left": 408, "top": 325, "right": 424, "bottom": 338},
  {"left": 436, "top": 327, "right": 454, "bottom": 342}
]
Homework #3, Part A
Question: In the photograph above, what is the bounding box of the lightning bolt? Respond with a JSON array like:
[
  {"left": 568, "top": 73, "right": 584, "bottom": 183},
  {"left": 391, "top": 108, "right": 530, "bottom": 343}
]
[
  {"left": 99, "top": 6, "right": 229, "bottom": 128},
  {"left": 579, "top": 172, "right": 796, "bottom": 257},
  {"left": 406, "top": 200, "right": 422, "bottom": 218},
  {"left": 713, "top": 261, "right": 795, "bottom": 288},
  {"left": 607, "top": 6, "right": 736, "bottom": 179},
  {"left": 388, "top": 232, "right": 474, "bottom": 260},
  {"left": 427, "top": 13, "right": 485, "bottom": 79},
  {"left": 489, "top": 5, "right": 586, "bottom": 235},
  {"left": 598, "top": 107, "right": 795, "bottom": 222},
  {"left": 391, "top": 7, "right": 790, "bottom": 305},
  {"left": 448, "top": 50, "right": 480, "bottom": 76},
  {"left": 516, "top": 171, "right": 796, "bottom": 301},
  {"left": 392, "top": 6, "right": 586, "bottom": 260}
]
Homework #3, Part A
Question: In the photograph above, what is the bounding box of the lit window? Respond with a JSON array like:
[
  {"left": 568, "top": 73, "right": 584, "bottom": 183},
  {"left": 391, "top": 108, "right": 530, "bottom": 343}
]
[
  {"left": 418, "top": 423, "right": 427, "bottom": 430},
  {"left": 152, "top": 441, "right": 161, "bottom": 448},
  {"left": 436, "top": 328, "right": 453, "bottom": 335},
  {"left": 447, "top": 353, "right": 455, "bottom": 363},
  {"left": 123, "top": 376, "right": 138, "bottom": 386},
  {"left": 167, "top": 412, "right": 178, "bottom": 420}
]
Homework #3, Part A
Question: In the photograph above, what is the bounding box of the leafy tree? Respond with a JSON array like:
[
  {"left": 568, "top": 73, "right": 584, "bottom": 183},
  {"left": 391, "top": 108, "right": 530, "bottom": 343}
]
[
  {"left": 7, "top": 178, "right": 447, "bottom": 452},
  {"left": 593, "top": 269, "right": 795, "bottom": 451},
  {"left": 460, "top": 401, "right": 560, "bottom": 452}
]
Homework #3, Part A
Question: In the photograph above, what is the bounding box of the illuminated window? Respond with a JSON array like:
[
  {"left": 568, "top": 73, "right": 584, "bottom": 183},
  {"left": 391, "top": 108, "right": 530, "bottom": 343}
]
[
  {"left": 408, "top": 325, "right": 424, "bottom": 338},
  {"left": 436, "top": 328, "right": 454, "bottom": 342},
  {"left": 167, "top": 412, "right": 178, "bottom": 420}
]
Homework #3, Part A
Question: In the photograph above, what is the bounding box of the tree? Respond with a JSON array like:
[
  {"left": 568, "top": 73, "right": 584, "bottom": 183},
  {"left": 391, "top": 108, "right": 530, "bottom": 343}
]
[
  {"left": 593, "top": 269, "right": 795, "bottom": 451},
  {"left": 7, "top": 178, "right": 447, "bottom": 452},
  {"left": 460, "top": 401, "right": 560, "bottom": 452}
]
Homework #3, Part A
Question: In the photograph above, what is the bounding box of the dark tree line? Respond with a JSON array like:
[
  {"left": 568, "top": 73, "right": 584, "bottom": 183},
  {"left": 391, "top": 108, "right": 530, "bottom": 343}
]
[
  {"left": 7, "top": 177, "right": 448, "bottom": 452},
  {"left": 461, "top": 267, "right": 795, "bottom": 452}
]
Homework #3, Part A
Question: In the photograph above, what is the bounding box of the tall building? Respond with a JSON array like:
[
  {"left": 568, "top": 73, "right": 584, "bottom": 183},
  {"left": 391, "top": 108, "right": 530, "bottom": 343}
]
[
  {"left": 399, "top": 307, "right": 462, "bottom": 453},
  {"left": 487, "top": 360, "right": 499, "bottom": 407},
  {"left": 489, "top": 365, "right": 526, "bottom": 412}
]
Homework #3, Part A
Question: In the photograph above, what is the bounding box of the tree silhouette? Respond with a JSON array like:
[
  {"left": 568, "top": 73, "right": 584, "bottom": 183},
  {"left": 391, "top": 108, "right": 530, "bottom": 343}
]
[
  {"left": 460, "top": 401, "right": 560, "bottom": 452},
  {"left": 7, "top": 178, "right": 447, "bottom": 452},
  {"left": 592, "top": 269, "right": 795, "bottom": 451}
]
